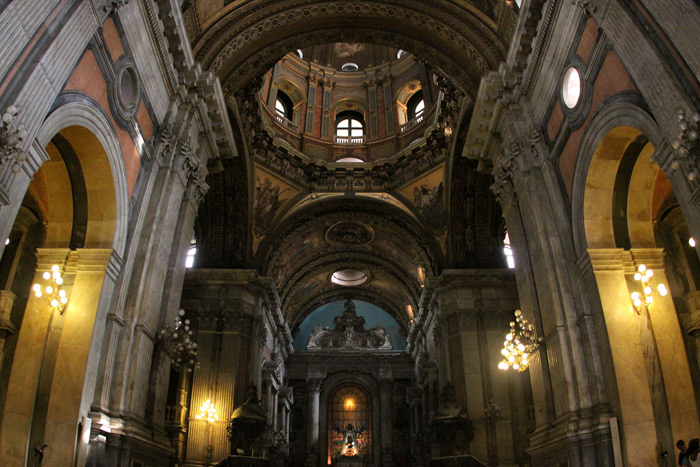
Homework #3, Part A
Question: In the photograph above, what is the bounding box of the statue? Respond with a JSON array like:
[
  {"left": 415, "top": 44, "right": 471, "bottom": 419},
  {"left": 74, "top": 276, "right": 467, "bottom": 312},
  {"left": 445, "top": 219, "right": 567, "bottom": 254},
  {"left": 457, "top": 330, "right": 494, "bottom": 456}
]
[{"left": 306, "top": 300, "right": 393, "bottom": 350}]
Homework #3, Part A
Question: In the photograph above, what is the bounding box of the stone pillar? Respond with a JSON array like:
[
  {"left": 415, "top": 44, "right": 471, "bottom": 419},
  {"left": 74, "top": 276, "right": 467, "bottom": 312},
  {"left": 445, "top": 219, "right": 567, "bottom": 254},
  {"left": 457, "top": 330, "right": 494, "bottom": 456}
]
[
  {"left": 0, "top": 290, "right": 16, "bottom": 370},
  {"left": 490, "top": 126, "right": 614, "bottom": 465},
  {"left": 379, "top": 376, "right": 393, "bottom": 464},
  {"left": 308, "top": 377, "right": 322, "bottom": 454},
  {"left": 629, "top": 249, "right": 700, "bottom": 444},
  {"left": 0, "top": 248, "right": 69, "bottom": 465}
]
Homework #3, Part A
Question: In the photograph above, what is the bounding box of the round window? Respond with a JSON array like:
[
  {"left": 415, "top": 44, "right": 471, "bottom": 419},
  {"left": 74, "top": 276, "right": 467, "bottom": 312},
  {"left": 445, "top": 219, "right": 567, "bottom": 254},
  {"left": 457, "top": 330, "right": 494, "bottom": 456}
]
[
  {"left": 562, "top": 66, "right": 581, "bottom": 109},
  {"left": 330, "top": 269, "right": 368, "bottom": 286},
  {"left": 118, "top": 67, "right": 139, "bottom": 110}
]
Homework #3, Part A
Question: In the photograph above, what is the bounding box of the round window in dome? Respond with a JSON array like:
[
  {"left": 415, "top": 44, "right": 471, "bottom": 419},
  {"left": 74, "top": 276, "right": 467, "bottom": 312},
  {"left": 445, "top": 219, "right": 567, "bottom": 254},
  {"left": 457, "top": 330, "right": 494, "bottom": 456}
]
[
  {"left": 330, "top": 269, "right": 368, "bottom": 286},
  {"left": 562, "top": 66, "right": 581, "bottom": 109},
  {"left": 341, "top": 63, "right": 360, "bottom": 72}
]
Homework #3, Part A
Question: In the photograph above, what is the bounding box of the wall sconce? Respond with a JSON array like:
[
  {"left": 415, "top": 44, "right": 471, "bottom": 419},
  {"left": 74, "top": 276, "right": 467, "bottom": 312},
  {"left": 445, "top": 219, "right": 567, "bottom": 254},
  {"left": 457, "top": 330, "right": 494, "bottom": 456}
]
[
  {"left": 32, "top": 265, "right": 68, "bottom": 314},
  {"left": 630, "top": 264, "right": 668, "bottom": 314},
  {"left": 498, "top": 309, "right": 541, "bottom": 372},
  {"left": 195, "top": 399, "right": 219, "bottom": 423}
]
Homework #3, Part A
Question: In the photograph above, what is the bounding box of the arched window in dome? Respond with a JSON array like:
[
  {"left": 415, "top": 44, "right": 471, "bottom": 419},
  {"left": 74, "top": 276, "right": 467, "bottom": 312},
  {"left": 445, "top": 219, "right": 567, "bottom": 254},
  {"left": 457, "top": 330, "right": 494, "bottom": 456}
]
[
  {"left": 335, "top": 111, "right": 365, "bottom": 144},
  {"left": 185, "top": 237, "right": 197, "bottom": 268},
  {"left": 275, "top": 90, "right": 294, "bottom": 121},
  {"left": 407, "top": 90, "right": 425, "bottom": 121}
]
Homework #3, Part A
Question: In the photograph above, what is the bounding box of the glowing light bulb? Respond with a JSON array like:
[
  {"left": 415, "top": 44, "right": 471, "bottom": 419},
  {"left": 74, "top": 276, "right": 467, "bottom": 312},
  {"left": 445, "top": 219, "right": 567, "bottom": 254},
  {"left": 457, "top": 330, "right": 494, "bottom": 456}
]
[
  {"left": 50, "top": 299, "right": 59, "bottom": 307},
  {"left": 658, "top": 284, "right": 668, "bottom": 296},
  {"left": 60, "top": 297, "right": 68, "bottom": 304},
  {"left": 55, "top": 277, "right": 63, "bottom": 285},
  {"left": 691, "top": 237, "right": 696, "bottom": 247},
  {"left": 631, "top": 291, "right": 640, "bottom": 300},
  {"left": 42, "top": 272, "right": 50, "bottom": 280},
  {"left": 633, "top": 299, "right": 642, "bottom": 307},
  {"left": 58, "top": 290, "right": 66, "bottom": 297},
  {"left": 645, "top": 269, "right": 653, "bottom": 278},
  {"left": 634, "top": 273, "right": 642, "bottom": 281},
  {"left": 644, "top": 287, "right": 652, "bottom": 295},
  {"left": 32, "top": 284, "right": 41, "bottom": 292},
  {"left": 501, "top": 349, "right": 508, "bottom": 356},
  {"left": 45, "top": 286, "right": 53, "bottom": 294},
  {"left": 508, "top": 356, "right": 515, "bottom": 363},
  {"left": 498, "top": 362, "right": 508, "bottom": 370},
  {"left": 638, "top": 264, "right": 646, "bottom": 273},
  {"left": 51, "top": 265, "right": 59, "bottom": 272},
  {"left": 517, "top": 343, "right": 525, "bottom": 352},
  {"left": 506, "top": 334, "right": 513, "bottom": 341},
  {"left": 35, "top": 291, "right": 42, "bottom": 298}
]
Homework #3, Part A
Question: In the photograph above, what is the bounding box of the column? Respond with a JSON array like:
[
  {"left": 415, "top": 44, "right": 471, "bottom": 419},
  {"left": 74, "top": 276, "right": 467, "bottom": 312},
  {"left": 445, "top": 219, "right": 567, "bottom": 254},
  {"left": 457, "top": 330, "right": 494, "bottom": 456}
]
[
  {"left": 307, "top": 377, "right": 322, "bottom": 455},
  {"left": 0, "top": 248, "right": 69, "bottom": 465},
  {"left": 379, "top": 376, "right": 393, "bottom": 463}
]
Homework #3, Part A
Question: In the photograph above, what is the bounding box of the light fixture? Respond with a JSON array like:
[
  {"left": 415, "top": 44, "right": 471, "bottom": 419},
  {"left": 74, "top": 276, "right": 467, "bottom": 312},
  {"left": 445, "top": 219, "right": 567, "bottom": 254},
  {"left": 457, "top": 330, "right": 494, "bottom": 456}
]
[
  {"left": 498, "top": 309, "right": 541, "bottom": 372},
  {"left": 690, "top": 237, "right": 696, "bottom": 248},
  {"left": 630, "top": 264, "right": 668, "bottom": 314},
  {"left": 195, "top": 399, "right": 219, "bottom": 423},
  {"left": 32, "top": 264, "right": 68, "bottom": 314},
  {"left": 158, "top": 309, "right": 198, "bottom": 372},
  {"left": 671, "top": 107, "right": 700, "bottom": 181},
  {"left": 344, "top": 398, "right": 355, "bottom": 410}
]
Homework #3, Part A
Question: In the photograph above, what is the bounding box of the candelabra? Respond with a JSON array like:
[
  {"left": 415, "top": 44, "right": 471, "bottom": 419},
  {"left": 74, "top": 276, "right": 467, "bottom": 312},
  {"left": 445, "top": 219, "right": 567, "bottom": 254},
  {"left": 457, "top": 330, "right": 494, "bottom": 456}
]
[
  {"left": 671, "top": 107, "right": 700, "bottom": 181},
  {"left": 158, "top": 309, "right": 198, "bottom": 372},
  {"left": 32, "top": 265, "right": 68, "bottom": 314},
  {"left": 498, "top": 309, "right": 541, "bottom": 372},
  {"left": 0, "top": 105, "right": 28, "bottom": 174},
  {"left": 630, "top": 264, "right": 668, "bottom": 314}
]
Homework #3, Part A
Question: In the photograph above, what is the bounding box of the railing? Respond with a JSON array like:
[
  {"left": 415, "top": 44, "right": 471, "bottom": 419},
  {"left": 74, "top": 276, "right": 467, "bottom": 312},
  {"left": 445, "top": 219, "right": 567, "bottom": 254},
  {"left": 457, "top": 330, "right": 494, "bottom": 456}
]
[
  {"left": 334, "top": 135, "right": 365, "bottom": 144},
  {"left": 399, "top": 114, "right": 425, "bottom": 133},
  {"left": 275, "top": 114, "right": 300, "bottom": 132}
]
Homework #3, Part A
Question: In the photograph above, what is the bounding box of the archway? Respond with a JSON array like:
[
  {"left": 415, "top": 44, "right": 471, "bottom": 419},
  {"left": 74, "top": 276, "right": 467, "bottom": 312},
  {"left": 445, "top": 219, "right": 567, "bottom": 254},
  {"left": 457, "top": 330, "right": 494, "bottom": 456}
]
[
  {"left": 0, "top": 106, "right": 125, "bottom": 466},
  {"left": 575, "top": 113, "right": 700, "bottom": 465}
]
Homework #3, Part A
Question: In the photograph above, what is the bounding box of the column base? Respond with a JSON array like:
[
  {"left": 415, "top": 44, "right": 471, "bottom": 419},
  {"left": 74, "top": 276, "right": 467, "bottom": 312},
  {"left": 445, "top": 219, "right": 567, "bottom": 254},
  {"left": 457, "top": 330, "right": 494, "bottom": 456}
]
[{"left": 528, "top": 410, "right": 614, "bottom": 467}]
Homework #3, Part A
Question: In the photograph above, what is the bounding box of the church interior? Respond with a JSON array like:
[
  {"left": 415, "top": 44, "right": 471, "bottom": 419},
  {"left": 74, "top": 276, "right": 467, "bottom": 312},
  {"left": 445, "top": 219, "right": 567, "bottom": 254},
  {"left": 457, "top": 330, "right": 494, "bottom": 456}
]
[{"left": 1, "top": 1, "right": 700, "bottom": 466}]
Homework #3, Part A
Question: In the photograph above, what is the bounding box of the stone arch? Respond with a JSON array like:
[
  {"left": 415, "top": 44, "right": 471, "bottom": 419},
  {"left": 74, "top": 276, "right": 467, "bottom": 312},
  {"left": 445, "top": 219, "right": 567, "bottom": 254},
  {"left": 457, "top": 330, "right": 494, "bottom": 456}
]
[
  {"left": 571, "top": 102, "right": 665, "bottom": 256},
  {"left": 194, "top": 0, "right": 506, "bottom": 95},
  {"left": 36, "top": 100, "right": 129, "bottom": 257}
]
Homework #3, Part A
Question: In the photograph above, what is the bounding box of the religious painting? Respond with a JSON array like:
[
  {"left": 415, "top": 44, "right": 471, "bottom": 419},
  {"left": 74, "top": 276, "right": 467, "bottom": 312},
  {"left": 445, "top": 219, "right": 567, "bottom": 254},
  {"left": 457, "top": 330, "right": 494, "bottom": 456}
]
[
  {"left": 328, "top": 384, "right": 371, "bottom": 462},
  {"left": 399, "top": 165, "right": 447, "bottom": 232},
  {"left": 253, "top": 165, "right": 299, "bottom": 250},
  {"left": 334, "top": 42, "right": 365, "bottom": 58},
  {"left": 273, "top": 228, "right": 328, "bottom": 287}
]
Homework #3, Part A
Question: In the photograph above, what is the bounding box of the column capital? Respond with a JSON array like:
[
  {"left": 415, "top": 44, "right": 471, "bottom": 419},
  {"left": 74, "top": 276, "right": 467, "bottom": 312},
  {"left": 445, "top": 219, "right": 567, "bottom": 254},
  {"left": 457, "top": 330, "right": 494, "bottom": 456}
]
[
  {"left": 587, "top": 248, "right": 625, "bottom": 272},
  {"left": 307, "top": 377, "right": 323, "bottom": 394},
  {"left": 35, "top": 248, "right": 71, "bottom": 270}
]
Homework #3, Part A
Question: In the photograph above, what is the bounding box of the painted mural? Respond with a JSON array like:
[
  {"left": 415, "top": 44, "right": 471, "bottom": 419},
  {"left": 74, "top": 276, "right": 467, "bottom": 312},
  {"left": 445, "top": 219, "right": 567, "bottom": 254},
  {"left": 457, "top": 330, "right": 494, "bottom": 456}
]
[
  {"left": 253, "top": 165, "right": 299, "bottom": 252},
  {"left": 398, "top": 164, "right": 447, "bottom": 232}
]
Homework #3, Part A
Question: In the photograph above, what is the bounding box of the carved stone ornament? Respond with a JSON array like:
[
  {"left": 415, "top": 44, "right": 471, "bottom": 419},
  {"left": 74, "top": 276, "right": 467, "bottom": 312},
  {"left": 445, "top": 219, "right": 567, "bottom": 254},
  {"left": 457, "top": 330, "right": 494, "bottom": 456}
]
[
  {"left": 306, "top": 299, "right": 392, "bottom": 350},
  {"left": 0, "top": 106, "right": 28, "bottom": 174},
  {"left": 325, "top": 221, "right": 374, "bottom": 246}
]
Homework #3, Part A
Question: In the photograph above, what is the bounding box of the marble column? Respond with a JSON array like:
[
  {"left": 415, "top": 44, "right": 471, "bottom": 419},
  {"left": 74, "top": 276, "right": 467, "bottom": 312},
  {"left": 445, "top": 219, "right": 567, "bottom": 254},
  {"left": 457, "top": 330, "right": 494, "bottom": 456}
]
[
  {"left": 379, "top": 377, "right": 393, "bottom": 463},
  {"left": 308, "top": 378, "right": 322, "bottom": 454},
  {"left": 0, "top": 248, "right": 69, "bottom": 465}
]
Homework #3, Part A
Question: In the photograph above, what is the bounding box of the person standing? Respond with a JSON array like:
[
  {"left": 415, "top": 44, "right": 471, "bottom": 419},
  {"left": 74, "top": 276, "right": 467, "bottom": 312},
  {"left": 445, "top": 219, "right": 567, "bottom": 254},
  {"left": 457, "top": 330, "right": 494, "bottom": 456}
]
[{"left": 679, "top": 439, "right": 690, "bottom": 466}]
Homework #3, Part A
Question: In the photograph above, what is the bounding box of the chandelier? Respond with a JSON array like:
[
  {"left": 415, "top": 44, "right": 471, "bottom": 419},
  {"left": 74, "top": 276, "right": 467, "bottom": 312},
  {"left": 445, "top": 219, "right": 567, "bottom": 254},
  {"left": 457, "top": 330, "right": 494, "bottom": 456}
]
[
  {"left": 195, "top": 399, "right": 219, "bottom": 423},
  {"left": 498, "top": 309, "right": 540, "bottom": 372},
  {"left": 32, "top": 265, "right": 68, "bottom": 314},
  {"left": 158, "top": 309, "right": 198, "bottom": 372},
  {"left": 630, "top": 264, "right": 668, "bottom": 314}
]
